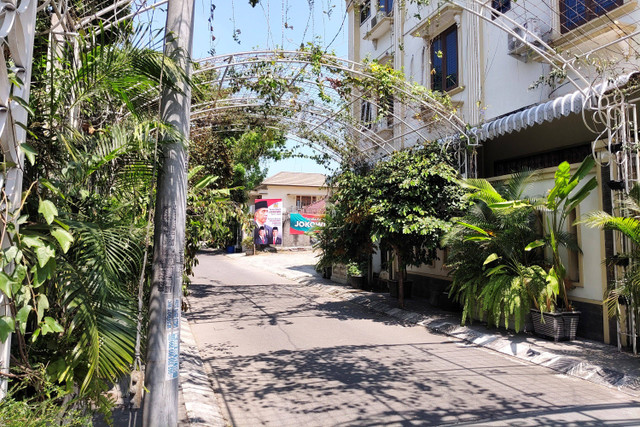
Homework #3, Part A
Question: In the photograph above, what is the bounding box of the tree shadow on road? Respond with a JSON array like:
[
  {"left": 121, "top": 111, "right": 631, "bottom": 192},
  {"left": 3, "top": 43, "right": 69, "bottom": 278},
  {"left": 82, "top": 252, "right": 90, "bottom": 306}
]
[
  {"left": 201, "top": 340, "right": 640, "bottom": 426},
  {"left": 186, "top": 279, "right": 414, "bottom": 330},
  {"left": 185, "top": 254, "right": 640, "bottom": 426}
]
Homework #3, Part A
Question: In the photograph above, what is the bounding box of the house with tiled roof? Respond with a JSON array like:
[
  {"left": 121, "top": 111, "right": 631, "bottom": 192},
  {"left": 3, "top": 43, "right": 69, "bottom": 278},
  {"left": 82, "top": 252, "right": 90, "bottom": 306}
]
[{"left": 250, "top": 172, "right": 329, "bottom": 247}]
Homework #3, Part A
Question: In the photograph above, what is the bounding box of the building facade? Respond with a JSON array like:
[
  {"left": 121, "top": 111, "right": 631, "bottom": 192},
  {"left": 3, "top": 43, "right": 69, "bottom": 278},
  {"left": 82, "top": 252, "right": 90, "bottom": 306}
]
[
  {"left": 250, "top": 172, "right": 329, "bottom": 247},
  {"left": 347, "top": 0, "right": 640, "bottom": 344}
]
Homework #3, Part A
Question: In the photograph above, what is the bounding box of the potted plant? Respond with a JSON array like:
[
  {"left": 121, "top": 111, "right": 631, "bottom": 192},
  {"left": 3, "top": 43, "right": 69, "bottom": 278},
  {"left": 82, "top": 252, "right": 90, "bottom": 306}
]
[
  {"left": 241, "top": 235, "right": 254, "bottom": 255},
  {"left": 449, "top": 158, "right": 596, "bottom": 341},
  {"left": 446, "top": 170, "right": 544, "bottom": 332},
  {"left": 498, "top": 157, "right": 596, "bottom": 340},
  {"left": 347, "top": 262, "right": 366, "bottom": 289},
  {"left": 527, "top": 157, "right": 596, "bottom": 340}
]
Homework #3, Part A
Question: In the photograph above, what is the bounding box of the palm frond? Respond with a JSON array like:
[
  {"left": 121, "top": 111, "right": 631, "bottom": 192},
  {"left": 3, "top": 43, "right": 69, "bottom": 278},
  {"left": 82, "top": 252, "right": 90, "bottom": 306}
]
[
  {"left": 499, "top": 169, "right": 539, "bottom": 200},
  {"left": 580, "top": 211, "right": 640, "bottom": 244},
  {"left": 461, "top": 179, "right": 505, "bottom": 205},
  {"left": 54, "top": 221, "right": 143, "bottom": 392}
]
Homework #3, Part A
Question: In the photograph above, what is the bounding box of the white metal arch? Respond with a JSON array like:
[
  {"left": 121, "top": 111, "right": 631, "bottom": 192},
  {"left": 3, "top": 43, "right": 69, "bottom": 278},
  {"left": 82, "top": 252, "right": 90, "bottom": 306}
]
[{"left": 190, "top": 49, "right": 471, "bottom": 165}]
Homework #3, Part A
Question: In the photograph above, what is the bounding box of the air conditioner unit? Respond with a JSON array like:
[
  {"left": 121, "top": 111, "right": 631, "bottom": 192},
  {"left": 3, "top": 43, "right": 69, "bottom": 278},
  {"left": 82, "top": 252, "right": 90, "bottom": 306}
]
[
  {"left": 507, "top": 18, "right": 551, "bottom": 58},
  {"left": 373, "top": 117, "right": 393, "bottom": 133}
]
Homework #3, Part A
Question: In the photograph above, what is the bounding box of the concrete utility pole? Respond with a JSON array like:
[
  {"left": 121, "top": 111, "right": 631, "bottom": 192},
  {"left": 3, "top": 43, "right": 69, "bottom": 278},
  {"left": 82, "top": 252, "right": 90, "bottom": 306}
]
[{"left": 143, "top": 0, "right": 195, "bottom": 425}]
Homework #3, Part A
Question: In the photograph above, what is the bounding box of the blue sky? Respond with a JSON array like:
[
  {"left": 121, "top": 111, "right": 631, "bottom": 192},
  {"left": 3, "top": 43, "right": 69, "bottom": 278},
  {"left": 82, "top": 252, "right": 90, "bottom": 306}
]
[
  {"left": 173, "top": 1, "right": 349, "bottom": 177},
  {"left": 191, "top": 0, "right": 348, "bottom": 58}
]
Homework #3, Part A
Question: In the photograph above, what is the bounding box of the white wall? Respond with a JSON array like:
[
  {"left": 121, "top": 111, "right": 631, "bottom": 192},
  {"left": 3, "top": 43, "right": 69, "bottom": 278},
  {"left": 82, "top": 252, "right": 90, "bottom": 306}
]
[
  {"left": 492, "top": 165, "right": 604, "bottom": 303},
  {"left": 256, "top": 184, "right": 329, "bottom": 212},
  {"left": 350, "top": 0, "right": 640, "bottom": 132}
]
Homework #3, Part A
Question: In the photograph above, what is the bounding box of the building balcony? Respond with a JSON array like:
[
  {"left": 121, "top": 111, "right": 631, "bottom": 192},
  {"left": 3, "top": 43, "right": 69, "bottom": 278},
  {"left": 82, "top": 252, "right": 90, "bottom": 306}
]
[{"left": 364, "top": 12, "right": 393, "bottom": 41}]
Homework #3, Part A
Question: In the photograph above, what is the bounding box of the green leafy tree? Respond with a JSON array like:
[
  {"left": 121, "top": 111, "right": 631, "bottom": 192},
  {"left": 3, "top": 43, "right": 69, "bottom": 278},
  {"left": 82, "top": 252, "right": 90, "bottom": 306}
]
[
  {"left": 315, "top": 164, "right": 374, "bottom": 271},
  {"left": 367, "top": 145, "right": 466, "bottom": 308},
  {"left": 190, "top": 127, "right": 289, "bottom": 204}
]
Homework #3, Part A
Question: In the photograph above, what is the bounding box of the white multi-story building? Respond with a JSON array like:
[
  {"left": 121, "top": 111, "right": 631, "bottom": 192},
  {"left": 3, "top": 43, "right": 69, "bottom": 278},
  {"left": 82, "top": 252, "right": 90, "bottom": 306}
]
[{"left": 347, "top": 0, "right": 640, "bottom": 344}]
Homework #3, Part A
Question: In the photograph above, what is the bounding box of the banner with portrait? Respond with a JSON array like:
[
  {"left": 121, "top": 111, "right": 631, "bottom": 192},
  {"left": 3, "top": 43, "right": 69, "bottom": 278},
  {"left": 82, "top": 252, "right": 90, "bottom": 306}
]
[
  {"left": 289, "top": 213, "right": 325, "bottom": 235},
  {"left": 253, "top": 199, "right": 283, "bottom": 246}
]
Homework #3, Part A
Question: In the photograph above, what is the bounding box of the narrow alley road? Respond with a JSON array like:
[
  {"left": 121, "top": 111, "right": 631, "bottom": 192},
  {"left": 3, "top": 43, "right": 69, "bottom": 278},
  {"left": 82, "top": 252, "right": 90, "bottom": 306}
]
[{"left": 185, "top": 251, "right": 640, "bottom": 426}]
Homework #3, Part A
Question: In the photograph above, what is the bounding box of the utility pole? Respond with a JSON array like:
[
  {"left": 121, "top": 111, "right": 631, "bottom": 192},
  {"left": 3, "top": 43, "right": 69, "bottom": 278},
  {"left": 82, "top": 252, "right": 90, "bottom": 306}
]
[{"left": 143, "top": 0, "right": 195, "bottom": 425}]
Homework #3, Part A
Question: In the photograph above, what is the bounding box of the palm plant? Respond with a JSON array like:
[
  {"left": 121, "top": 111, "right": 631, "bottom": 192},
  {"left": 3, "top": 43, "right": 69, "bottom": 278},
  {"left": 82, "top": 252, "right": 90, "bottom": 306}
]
[
  {"left": 447, "top": 158, "right": 597, "bottom": 334},
  {"left": 529, "top": 157, "right": 597, "bottom": 311},
  {"left": 16, "top": 22, "right": 189, "bottom": 408},
  {"left": 27, "top": 122, "right": 157, "bottom": 404},
  {"left": 47, "top": 222, "right": 143, "bottom": 394},
  {"left": 581, "top": 183, "right": 640, "bottom": 321},
  {"left": 444, "top": 171, "right": 545, "bottom": 331}
]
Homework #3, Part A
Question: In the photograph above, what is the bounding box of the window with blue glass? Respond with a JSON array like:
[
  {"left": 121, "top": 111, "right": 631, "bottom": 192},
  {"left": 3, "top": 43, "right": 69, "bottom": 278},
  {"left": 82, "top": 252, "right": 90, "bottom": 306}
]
[
  {"left": 430, "top": 25, "right": 458, "bottom": 92},
  {"left": 560, "top": 0, "right": 622, "bottom": 33},
  {"left": 378, "top": 0, "right": 393, "bottom": 14}
]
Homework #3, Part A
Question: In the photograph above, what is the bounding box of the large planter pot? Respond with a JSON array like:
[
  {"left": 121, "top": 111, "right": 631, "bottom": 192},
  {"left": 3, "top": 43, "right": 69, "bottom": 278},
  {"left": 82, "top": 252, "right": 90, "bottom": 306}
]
[
  {"left": 348, "top": 275, "right": 365, "bottom": 289},
  {"left": 388, "top": 280, "right": 413, "bottom": 299},
  {"left": 530, "top": 309, "right": 580, "bottom": 342},
  {"left": 322, "top": 267, "right": 332, "bottom": 279}
]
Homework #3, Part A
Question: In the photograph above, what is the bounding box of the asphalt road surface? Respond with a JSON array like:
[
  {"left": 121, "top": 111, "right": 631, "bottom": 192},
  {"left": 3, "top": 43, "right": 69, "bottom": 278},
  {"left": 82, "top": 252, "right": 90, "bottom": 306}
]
[{"left": 186, "top": 251, "right": 640, "bottom": 426}]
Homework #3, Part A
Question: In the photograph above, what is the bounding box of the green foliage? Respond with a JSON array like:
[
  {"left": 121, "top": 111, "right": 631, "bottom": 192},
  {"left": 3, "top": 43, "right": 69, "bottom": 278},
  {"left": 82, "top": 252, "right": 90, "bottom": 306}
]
[
  {"left": 444, "top": 171, "right": 544, "bottom": 330},
  {"left": 366, "top": 145, "right": 466, "bottom": 274},
  {"left": 315, "top": 165, "right": 374, "bottom": 271},
  {"left": 7, "top": 20, "right": 186, "bottom": 416},
  {"left": 317, "top": 144, "right": 465, "bottom": 307},
  {"left": 0, "top": 373, "right": 93, "bottom": 426},
  {"left": 347, "top": 261, "right": 366, "bottom": 277},
  {"left": 47, "top": 222, "right": 142, "bottom": 393},
  {"left": 479, "top": 264, "right": 547, "bottom": 332},
  {"left": 0, "top": 197, "right": 68, "bottom": 348},
  {"left": 581, "top": 183, "right": 640, "bottom": 321},
  {"left": 446, "top": 157, "right": 597, "bottom": 331},
  {"left": 185, "top": 168, "right": 247, "bottom": 286},
  {"left": 535, "top": 157, "right": 597, "bottom": 310}
]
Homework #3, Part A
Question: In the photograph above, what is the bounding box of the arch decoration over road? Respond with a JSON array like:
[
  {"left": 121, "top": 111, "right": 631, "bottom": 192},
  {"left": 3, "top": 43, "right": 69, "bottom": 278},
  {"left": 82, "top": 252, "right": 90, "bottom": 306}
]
[{"left": 190, "top": 48, "right": 475, "bottom": 174}]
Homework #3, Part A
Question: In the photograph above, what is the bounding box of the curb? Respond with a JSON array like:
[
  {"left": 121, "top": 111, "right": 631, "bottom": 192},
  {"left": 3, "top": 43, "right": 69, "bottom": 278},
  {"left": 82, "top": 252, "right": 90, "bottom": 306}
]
[
  {"left": 285, "top": 273, "right": 640, "bottom": 398},
  {"left": 180, "top": 315, "right": 228, "bottom": 426}
]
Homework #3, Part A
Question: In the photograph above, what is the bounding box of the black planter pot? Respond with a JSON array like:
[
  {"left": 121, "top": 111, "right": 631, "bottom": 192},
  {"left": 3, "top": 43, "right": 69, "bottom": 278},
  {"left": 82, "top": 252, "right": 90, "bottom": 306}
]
[
  {"left": 323, "top": 267, "right": 332, "bottom": 279},
  {"left": 348, "top": 275, "right": 365, "bottom": 289},
  {"left": 530, "top": 309, "right": 580, "bottom": 341},
  {"left": 388, "top": 280, "right": 413, "bottom": 299}
]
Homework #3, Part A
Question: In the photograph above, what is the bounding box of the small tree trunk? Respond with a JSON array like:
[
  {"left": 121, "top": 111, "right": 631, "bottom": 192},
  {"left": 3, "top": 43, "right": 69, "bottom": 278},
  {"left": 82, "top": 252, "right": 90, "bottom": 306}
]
[{"left": 393, "top": 246, "right": 404, "bottom": 309}]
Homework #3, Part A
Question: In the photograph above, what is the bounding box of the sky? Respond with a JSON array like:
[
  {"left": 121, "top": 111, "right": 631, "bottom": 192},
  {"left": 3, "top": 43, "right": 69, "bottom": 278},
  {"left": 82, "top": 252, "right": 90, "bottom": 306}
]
[{"left": 145, "top": 0, "right": 350, "bottom": 177}]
